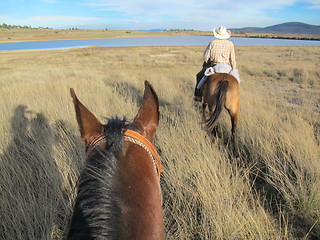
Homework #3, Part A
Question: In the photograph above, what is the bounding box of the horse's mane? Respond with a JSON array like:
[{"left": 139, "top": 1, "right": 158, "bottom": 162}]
[{"left": 68, "top": 117, "right": 129, "bottom": 240}]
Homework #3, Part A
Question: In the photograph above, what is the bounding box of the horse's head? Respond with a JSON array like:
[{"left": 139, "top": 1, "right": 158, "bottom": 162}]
[
  {"left": 68, "top": 81, "right": 163, "bottom": 240},
  {"left": 70, "top": 80, "right": 159, "bottom": 148}
]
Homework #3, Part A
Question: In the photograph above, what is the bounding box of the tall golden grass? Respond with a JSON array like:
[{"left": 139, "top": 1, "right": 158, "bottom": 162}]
[
  {"left": 0, "top": 45, "right": 319, "bottom": 239},
  {"left": 0, "top": 29, "right": 207, "bottom": 43}
]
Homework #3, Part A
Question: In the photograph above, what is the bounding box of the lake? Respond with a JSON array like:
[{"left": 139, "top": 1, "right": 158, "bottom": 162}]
[{"left": 1, "top": 36, "right": 320, "bottom": 51}]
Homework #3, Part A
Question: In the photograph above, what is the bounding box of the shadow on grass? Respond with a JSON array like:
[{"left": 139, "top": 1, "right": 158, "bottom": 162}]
[
  {"left": 0, "top": 105, "right": 83, "bottom": 240},
  {"left": 107, "top": 81, "right": 173, "bottom": 108},
  {"left": 107, "top": 81, "right": 183, "bottom": 129},
  {"left": 107, "top": 81, "right": 143, "bottom": 106}
]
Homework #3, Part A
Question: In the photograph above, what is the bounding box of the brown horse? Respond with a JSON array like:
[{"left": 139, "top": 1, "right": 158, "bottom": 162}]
[
  {"left": 67, "top": 81, "right": 164, "bottom": 240},
  {"left": 201, "top": 73, "right": 240, "bottom": 157}
]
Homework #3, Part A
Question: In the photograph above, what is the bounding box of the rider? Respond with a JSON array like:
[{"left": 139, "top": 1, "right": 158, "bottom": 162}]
[{"left": 193, "top": 26, "right": 237, "bottom": 102}]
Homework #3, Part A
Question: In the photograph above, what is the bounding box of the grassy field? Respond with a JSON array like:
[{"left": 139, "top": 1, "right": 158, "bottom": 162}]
[
  {"left": 0, "top": 45, "right": 319, "bottom": 239},
  {"left": 0, "top": 28, "right": 208, "bottom": 43}
]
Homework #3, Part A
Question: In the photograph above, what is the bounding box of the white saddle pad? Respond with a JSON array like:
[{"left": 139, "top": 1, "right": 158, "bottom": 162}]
[{"left": 202, "top": 63, "right": 241, "bottom": 83}]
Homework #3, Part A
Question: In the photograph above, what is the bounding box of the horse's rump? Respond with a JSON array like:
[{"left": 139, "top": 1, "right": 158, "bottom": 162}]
[
  {"left": 201, "top": 73, "right": 240, "bottom": 157},
  {"left": 205, "top": 79, "right": 229, "bottom": 133}
]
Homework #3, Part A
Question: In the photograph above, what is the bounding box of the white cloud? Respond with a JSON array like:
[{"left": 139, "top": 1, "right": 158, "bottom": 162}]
[
  {"left": 2, "top": 0, "right": 319, "bottom": 30},
  {"left": 304, "top": 0, "right": 320, "bottom": 8},
  {"left": 83, "top": 0, "right": 302, "bottom": 29},
  {"left": 85, "top": 0, "right": 320, "bottom": 24}
]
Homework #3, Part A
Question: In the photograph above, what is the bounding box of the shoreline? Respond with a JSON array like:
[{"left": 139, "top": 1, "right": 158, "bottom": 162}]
[
  {"left": 1, "top": 35, "right": 320, "bottom": 44},
  {"left": 1, "top": 45, "right": 319, "bottom": 56},
  {"left": 0, "top": 29, "right": 205, "bottom": 43},
  {"left": 1, "top": 28, "right": 319, "bottom": 44}
]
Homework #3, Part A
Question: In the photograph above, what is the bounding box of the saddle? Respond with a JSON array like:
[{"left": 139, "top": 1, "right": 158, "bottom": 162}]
[{"left": 196, "top": 63, "right": 240, "bottom": 89}]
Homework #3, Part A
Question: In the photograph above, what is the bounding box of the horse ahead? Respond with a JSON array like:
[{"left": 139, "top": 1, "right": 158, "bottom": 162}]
[
  {"left": 67, "top": 81, "right": 164, "bottom": 240},
  {"left": 201, "top": 73, "right": 240, "bottom": 157}
]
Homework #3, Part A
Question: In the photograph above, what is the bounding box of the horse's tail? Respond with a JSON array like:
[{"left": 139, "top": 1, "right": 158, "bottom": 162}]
[{"left": 206, "top": 80, "right": 228, "bottom": 133}]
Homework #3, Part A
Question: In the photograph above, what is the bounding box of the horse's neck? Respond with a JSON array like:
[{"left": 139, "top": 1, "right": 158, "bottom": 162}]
[
  {"left": 68, "top": 150, "right": 121, "bottom": 240},
  {"left": 117, "top": 145, "right": 164, "bottom": 239}
]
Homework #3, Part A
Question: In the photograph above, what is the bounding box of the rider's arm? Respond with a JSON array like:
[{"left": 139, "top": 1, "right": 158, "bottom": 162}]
[
  {"left": 203, "top": 42, "right": 212, "bottom": 63},
  {"left": 229, "top": 43, "right": 237, "bottom": 69}
]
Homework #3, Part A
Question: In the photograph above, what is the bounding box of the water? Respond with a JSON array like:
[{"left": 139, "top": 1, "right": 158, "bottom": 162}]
[{"left": 1, "top": 36, "right": 319, "bottom": 51}]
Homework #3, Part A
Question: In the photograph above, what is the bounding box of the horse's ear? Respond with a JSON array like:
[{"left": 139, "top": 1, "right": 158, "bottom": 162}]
[
  {"left": 133, "top": 81, "right": 159, "bottom": 142},
  {"left": 70, "top": 88, "right": 103, "bottom": 146}
]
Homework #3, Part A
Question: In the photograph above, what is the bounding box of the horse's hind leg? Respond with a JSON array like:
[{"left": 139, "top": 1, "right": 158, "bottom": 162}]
[
  {"left": 202, "top": 102, "right": 207, "bottom": 121},
  {"left": 205, "top": 106, "right": 219, "bottom": 138},
  {"left": 229, "top": 110, "right": 239, "bottom": 158},
  {"left": 225, "top": 86, "right": 240, "bottom": 158}
]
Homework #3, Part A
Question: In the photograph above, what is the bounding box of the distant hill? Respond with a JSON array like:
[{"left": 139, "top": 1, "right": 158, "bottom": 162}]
[{"left": 231, "top": 22, "right": 320, "bottom": 35}]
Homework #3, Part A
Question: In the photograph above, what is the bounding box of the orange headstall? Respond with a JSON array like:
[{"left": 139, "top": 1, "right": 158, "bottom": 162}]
[
  {"left": 86, "top": 129, "right": 162, "bottom": 181},
  {"left": 124, "top": 129, "right": 162, "bottom": 181}
]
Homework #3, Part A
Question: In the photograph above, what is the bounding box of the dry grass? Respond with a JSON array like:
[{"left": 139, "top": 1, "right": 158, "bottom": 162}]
[
  {"left": 0, "top": 45, "right": 319, "bottom": 239},
  {"left": 1, "top": 28, "right": 319, "bottom": 44},
  {"left": 0, "top": 29, "right": 207, "bottom": 43}
]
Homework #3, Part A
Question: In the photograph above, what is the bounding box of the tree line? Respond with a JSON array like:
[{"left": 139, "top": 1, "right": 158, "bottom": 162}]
[{"left": 0, "top": 23, "right": 51, "bottom": 29}]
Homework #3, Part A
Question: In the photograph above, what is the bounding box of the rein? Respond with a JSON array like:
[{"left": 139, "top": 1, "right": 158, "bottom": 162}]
[{"left": 86, "top": 129, "right": 162, "bottom": 181}]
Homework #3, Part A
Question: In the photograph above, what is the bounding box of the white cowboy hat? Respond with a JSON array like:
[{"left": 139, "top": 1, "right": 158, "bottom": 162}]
[{"left": 213, "top": 26, "right": 231, "bottom": 39}]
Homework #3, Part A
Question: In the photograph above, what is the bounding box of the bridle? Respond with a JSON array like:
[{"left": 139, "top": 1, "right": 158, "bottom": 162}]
[{"left": 86, "top": 129, "right": 162, "bottom": 181}]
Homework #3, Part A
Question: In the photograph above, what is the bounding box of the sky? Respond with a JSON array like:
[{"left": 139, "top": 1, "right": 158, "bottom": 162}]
[{"left": 1, "top": 0, "right": 319, "bottom": 30}]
